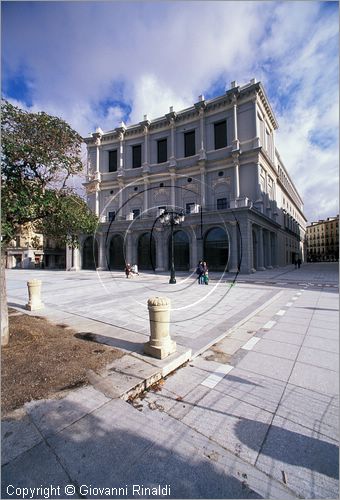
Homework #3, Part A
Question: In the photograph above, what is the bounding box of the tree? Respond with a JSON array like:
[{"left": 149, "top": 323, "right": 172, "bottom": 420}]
[{"left": 1, "top": 100, "right": 98, "bottom": 345}]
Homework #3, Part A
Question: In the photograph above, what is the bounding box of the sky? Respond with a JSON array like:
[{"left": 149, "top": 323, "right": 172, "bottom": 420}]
[{"left": 2, "top": 0, "right": 339, "bottom": 223}]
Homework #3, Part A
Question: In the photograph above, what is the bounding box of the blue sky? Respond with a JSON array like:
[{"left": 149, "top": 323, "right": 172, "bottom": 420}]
[{"left": 2, "top": 1, "right": 339, "bottom": 222}]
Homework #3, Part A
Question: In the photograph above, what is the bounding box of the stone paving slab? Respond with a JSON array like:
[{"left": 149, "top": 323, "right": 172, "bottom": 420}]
[
  {"left": 180, "top": 388, "right": 274, "bottom": 465},
  {"left": 297, "top": 346, "right": 339, "bottom": 371},
  {"left": 276, "top": 384, "right": 339, "bottom": 440},
  {"left": 251, "top": 338, "right": 301, "bottom": 361},
  {"left": 1, "top": 441, "right": 80, "bottom": 499},
  {"left": 235, "top": 351, "right": 295, "bottom": 382},
  {"left": 255, "top": 414, "right": 339, "bottom": 499},
  {"left": 25, "top": 386, "right": 110, "bottom": 438},
  {"left": 1, "top": 410, "right": 43, "bottom": 466},
  {"left": 289, "top": 361, "right": 339, "bottom": 395}
]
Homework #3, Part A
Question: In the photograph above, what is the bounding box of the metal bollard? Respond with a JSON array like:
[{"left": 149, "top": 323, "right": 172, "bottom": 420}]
[
  {"left": 26, "top": 280, "right": 44, "bottom": 311},
  {"left": 144, "top": 296, "right": 176, "bottom": 359}
]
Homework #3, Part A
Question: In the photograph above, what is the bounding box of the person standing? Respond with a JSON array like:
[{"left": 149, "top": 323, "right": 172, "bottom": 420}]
[
  {"left": 203, "top": 261, "right": 209, "bottom": 285},
  {"left": 196, "top": 261, "right": 204, "bottom": 284},
  {"left": 125, "top": 263, "right": 132, "bottom": 278}
]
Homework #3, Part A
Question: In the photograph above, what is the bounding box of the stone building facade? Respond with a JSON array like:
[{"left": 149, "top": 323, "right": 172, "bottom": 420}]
[
  {"left": 306, "top": 216, "right": 339, "bottom": 262},
  {"left": 6, "top": 226, "right": 66, "bottom": 269},
  {"left": 68, "top": 79, "right": 306, "bottom": 274}
]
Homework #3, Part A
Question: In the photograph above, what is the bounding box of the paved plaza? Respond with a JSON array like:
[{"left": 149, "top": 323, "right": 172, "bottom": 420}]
[{"left": 2, "top": 263, "right": 339, "bottom": 499}]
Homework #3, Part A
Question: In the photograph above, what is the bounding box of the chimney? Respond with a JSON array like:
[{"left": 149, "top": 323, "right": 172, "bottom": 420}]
[
  {"left": 250, "top": 78, "right": 256, "bottom": 85},
  {"left": 198, "top": 94, "right": 204, "bottom": 102},
  {"left": 231, "top": 81, "right": 237, "bottom": 89}
]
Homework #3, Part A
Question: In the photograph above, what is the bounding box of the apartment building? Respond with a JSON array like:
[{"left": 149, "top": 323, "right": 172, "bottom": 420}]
[{"left": 306, "top": 216, "right": 339, "bottom": 262}]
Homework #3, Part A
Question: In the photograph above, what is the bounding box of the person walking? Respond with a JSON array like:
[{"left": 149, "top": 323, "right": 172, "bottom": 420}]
[
  {"left": 196, "top": 261, "right": 204, "bottom": 284},
  {"left": 125, "top": 263, "right": 132, "bottom": 278},
  {"left": 202, "top": 261, "right": 209, "bottom": 285},
  {"left": 297, "top": 258, "right": 302, "bottom": 269}
]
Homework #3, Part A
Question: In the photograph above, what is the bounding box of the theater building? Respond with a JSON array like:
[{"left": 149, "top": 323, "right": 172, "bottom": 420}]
[{"left": 68, "top": 79, "right": 306, "bottom": 274}]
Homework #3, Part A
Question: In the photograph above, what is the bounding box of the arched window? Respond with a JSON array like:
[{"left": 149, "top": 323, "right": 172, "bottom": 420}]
[{"left": 204, "top": 227, "right": 229, "bottom": 271}]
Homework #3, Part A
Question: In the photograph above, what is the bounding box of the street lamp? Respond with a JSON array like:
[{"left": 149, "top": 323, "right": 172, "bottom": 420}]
[{"left": 159, "top": 209, "right": 185, "bottom": 284}]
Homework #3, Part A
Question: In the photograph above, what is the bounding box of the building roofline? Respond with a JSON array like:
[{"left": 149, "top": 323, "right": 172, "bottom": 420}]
[{"left": 84, "top": 78, "right": 279, "bottom": 142}]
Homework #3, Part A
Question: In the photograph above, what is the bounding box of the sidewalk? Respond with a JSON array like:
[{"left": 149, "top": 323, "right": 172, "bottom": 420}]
[{"left": 2, "top": 263, "right": 339, "bottom": 498}]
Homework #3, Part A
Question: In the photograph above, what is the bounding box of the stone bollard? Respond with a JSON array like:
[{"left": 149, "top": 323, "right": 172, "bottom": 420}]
[
  {"left": 26, "top": 280, "right": 44, "bottom": 311},
  {"left": 144, "top": 296, "right": 176, "bottom": 359}
]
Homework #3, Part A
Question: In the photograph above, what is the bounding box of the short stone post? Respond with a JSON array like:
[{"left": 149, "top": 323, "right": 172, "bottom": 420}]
[
  {"left": 144, "top": 297, "right": 176, "bottom": 359},
  {"left": 26, "top": 280, "right": 44, "bottom": 311}
]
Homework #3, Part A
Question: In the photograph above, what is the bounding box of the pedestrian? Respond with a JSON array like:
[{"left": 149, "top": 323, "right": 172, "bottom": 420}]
[
  {"left": 203, "top": 261, "right": 209, "bottom": 285},
  {"left": 196, "top": 260, "right": 204, "bottom": 284},
  {"left": 294, "top": 257, "right": 298, "bottom": 269},
  {"left": 125, "top": 263, "right": 132, "bottom": 278},
  {"left": 297, "top": 258, "right": 301, "bottom": 269},
  {"left": 132, "top": 264, "right": 139, "bottom": 275}
]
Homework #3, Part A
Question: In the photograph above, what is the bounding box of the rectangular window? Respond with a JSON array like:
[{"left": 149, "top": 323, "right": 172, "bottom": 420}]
[
  {"left": 214, "top": 121, "right": 227, "bottom": 150},
  {"left": 108, "top": 150, "right": 118, "bottom": 172},
  {"left": 186, "top": 203, "right": 195, "bottom": 214},
  {"left": 217, "top": 198, "right": 229, "bottom": 210},
  {"left": 157, "top": 139, "right": 167, "bottom": 163},
  {"left": 132, "top": 209, "right": 141, "bottom": 219},
  {"left": 108, "top": 211, "right": 116, "bottom": 222},
  {"left": 132, "top": 145, "right": 142, "bottom": 168},
  {"left": 184, "top": 130, "right": 195, "bottom": 157}
]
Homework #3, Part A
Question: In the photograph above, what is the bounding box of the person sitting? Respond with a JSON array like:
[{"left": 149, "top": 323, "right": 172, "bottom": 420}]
[{"left": 131, "top": 264, "right": 139, "bottom": 275}]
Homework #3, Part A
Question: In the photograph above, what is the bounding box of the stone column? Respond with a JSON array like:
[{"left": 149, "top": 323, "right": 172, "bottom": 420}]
[
  {"left": 144, "top": 296, "right": 176, "bottom": 359},
  {"left": 170, "top": 169, "right": 176, "bottom": 208},
  {"left": 190, "top": 229, "right": 198, "bottom": 271},
  {"left": 143, "top": 175, "right": 149, "bottom": 214},
  {"left": 66, "top": 246, "right": 73, "bottom": 270},
  {"left": 195, "top": 101, "right": 207, "bottom": 160},
  {"left": 200, "top": 165, "right": 206, "bottom": 207},
  {"left": 118, "top": 179, "right": 124, "bottom": 218},
  {"left": 229, "top": 222, "right": 239, "bottom": 272},
  {"left": 155, "top": 229, "right": 165, "bottom": 271},
  {"left": 72, "top": 247, "right": 81, "bottom": 271},
  {"left": 140, "top": 117, "right": 150, "bottom": 168},
  {"left": 166, "top": 110, "right": 177, "bottom": 168},
  {"left": 98, "top": 233, "right": 107, "bottom": 270},
  {"left": 232, "top": 95, "right": 240, "bottom": 151},
  {"left": 232, "top": 153, "right": 240, "bottom": 199},
  {"left": 126, "top": 231, "right": 133, "bottom": 265},
  {"left": 257, "top": 227, "right": 265, "bottom": 270},
  {"left": 239, "top": 219, "right": 253, "bottom": 274},
  {"left": 264, "top": 231, "right": 272, "bottom": 268}
]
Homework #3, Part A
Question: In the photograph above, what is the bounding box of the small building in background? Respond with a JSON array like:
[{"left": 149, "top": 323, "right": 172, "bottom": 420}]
[
  {"left": 6, "top": 224, "right": 66, "bottom": 269},
  {"left": 306, "top": 216, "right": 339, "bottom": 262}
]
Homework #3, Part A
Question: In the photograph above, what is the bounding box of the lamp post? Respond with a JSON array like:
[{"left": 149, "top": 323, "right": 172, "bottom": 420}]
[{"left": 159, "top": 209, "right": 185, "bottom": 284}]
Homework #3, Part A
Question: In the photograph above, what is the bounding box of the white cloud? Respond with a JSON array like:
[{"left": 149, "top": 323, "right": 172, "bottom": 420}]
[{"left": 2, "top": 1, "right": 338, "bottom": 221}]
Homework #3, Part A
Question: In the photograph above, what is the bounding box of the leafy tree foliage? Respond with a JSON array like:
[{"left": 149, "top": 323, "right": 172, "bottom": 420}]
[
  {"left": 1, "top": 100, "right": 98, "bottom": 345},
  {"left": 1, "top": 99, "right": 97, "bottom": 245}
]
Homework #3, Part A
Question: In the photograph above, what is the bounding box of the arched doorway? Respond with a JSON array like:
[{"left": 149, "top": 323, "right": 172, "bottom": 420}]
[
  {"left": 82, "top": 236, "right": 98, "bottom": 270},
  {"left": 204, "top": 227, "right": 229, "bottom": 271},
  {"left": 109, "top": 234, "right": 125, "bottom": 270},
  {"left": 168, "top": 230, "right": 190, "bottom": 271},
  {"left": 138, "top": 233, "right": 156, "bottom": 270}
]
